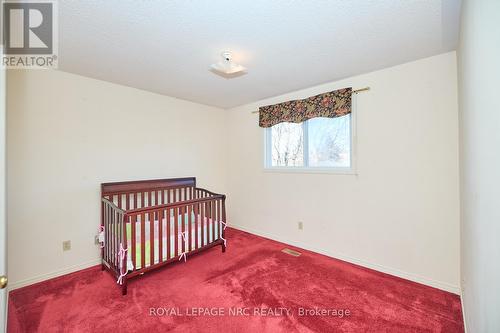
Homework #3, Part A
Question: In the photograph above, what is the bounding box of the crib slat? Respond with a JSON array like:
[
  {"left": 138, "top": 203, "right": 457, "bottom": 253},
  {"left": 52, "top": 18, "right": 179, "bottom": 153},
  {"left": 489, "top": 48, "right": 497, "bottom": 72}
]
[
  {"left": 125, "top": 193, "right": 130, "bottom": 210},
  {"left": 167, "top": 208, "right": 171, "bottom": 259},
  {"left": 206, "top": 201, "right": 210, "bottom": 245},
  {"left": 206, "top": 201, "right": 212, "bottom": 244},
  {"left": 112, "top": 207, "right": 116, "bottom": 267},
  {"left": 118, "top": 210, "right": 122, "bottom": 263},
  {"left": 115, "top": 209, "right": 118, "bottom": 267},
  {"left": 116, "top": 209, "right": 120, "bottom": 266},
  {"left": 141, "top": 192, "right": 145, "bottom": 208},
  {"left": 149, "top": 212, "right": 154, "bottom": 266},
  {"left": 109, "top": 204, "right": 112, "bottom": 264},
  {"left": 109, "top": 204, "right": 113, "bottom": 265},
  {"left": 194, "top": 202, "right": 199, "bottom": 250},
  {"left": 131, "top": 214, "right": 136, "bottom": 269},
  {"left": 213, "top": 200, "right": 216, "bottom": 242},
  {"left": 104, "top": 203, "right": 107, "bottom": 263},
  {"left": 188, "top": 204, "right": 193, "bottom": 252},
  {"left": 210, "top": 200, "right": 215, "bottom": 243},
  {"left": 213, "top": 199, "right": 217, "bottom": 240},
  {"left": 217, "top": 199, "right": 221, "bottom": 239},
  {"left": 152, "top": 192, "right": 156, "bottom": 220},
  {"left": 109, "top": 205, "right": 113, "bottom": 266},
  {"left": 112, "top": 205, "right": 116, "bottom": 266},
  {"left": 116, "top": 211, "right": 119, "bottom": 267},
  {"left": 181, "top": 206, "right": 185, "bottom": 254},
  {"left": 113, "top": 210, "right": 120, "bottom": 268},
  {"left": 205, "top": 200, "right": 209, "bottom": 243},
  {"left": 201, "top": 201, "right": 206, "bottom": 246},
  {"left": 141, "top": 213, "right": 145, "bottom": 269},
  {"left": 217, "top": 198, "right": 220, "bottom": 240},
  {"left": 174, "top": 207, "right": 178, "bottom": 257},
  {"left": 105, "top": 203, "right": 108, "bottom": 264},
  {"left": 158, "top": 209, "right": 163, "bottom": 262}
]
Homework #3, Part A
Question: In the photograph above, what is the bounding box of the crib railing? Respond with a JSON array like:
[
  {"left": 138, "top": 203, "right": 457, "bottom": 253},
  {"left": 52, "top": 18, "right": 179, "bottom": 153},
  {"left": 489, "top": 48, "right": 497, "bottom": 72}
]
[
  {"left": 101, "top": 198, "right": 127, "bottom": 279},
  {"left": 124, "top": 194, "right": 226, "bottom": 274},
  {"left": 101, "top": 182, "right": 226, "bottom": 295}
]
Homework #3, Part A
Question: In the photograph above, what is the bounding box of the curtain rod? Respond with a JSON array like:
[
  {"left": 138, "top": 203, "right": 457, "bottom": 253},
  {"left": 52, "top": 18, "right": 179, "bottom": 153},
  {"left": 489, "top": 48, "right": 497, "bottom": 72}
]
[{"left": 251, "top": 87, "right": 370, "bottom": 114}]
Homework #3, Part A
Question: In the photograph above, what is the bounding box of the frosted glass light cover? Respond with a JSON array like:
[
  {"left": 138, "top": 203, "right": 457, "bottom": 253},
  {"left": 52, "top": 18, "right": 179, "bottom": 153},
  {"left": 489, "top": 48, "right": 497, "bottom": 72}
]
[{"left": 210, "top": 61, "right": 246, "bottom": 74}]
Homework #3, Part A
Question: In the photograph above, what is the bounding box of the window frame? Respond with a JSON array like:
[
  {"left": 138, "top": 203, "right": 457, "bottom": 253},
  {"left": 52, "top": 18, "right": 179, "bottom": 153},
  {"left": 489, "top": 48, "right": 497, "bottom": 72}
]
[{"left": 263, "top": 109, "right": 357, "bottom": 175}]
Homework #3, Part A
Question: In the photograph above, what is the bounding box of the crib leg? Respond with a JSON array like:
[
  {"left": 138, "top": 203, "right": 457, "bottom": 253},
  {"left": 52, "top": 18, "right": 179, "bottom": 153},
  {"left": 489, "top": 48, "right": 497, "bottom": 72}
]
[
  {"left": 222, "top": 243, "right": 226, "bottom": 253},
  {"left": 121, "top": 277, "right": 128, "bottom": 296},
  {"left": 101, "top": 262, "right": 105, "bottom": 271}
]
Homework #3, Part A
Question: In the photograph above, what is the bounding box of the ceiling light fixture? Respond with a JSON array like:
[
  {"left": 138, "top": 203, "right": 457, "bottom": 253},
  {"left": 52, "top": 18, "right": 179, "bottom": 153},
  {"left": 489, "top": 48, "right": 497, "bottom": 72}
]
[{"left": 210, "top": 51, "right": 246, "bottom": 75}]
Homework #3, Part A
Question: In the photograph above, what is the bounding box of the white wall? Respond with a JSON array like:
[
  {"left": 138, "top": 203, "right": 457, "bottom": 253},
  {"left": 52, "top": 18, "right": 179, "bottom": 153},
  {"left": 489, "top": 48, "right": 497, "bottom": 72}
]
[
  {"left": 6, "top": 70, "right": 227, "bottom": 288},
  {"left": 226, "top": 52, "right": 460, "bottom": 293},
  {"left": 458, "top": 1, "right": 500, "bottom": 331}
]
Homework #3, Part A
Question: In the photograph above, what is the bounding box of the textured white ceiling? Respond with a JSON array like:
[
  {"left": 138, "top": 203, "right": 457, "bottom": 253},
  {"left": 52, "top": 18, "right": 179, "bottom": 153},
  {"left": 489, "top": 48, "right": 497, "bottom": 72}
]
[{"left": 59, "top": 0, "right": 461, "bottom": 108}]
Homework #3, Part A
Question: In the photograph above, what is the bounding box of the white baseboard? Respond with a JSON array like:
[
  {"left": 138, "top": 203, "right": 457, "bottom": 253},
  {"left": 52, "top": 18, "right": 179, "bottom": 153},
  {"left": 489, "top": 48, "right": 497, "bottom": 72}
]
[
  {"left": 230, "top": 224, "right": 461, "bottom": 295},
  {"left": 8, "top": 258, "right": 101, "bottom": 291}
]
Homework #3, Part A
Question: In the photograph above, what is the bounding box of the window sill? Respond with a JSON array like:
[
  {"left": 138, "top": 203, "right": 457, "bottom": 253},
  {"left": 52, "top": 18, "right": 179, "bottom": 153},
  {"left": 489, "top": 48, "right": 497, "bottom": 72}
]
[{"left": 263, "top": 167, "right": 357, "bottom": 175}]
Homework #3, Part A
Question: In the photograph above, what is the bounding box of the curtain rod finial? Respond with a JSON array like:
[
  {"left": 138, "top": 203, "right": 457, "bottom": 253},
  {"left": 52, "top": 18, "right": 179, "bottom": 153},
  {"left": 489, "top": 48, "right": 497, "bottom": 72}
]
[{"left": 353, "top": 87, "right": 370, "bottom": 93}]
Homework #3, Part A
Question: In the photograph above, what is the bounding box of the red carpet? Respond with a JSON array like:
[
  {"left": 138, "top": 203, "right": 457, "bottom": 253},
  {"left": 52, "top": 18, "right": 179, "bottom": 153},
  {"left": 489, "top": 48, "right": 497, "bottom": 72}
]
[{"left": 8, "top": 228, "right": 463, "bottom": 332}]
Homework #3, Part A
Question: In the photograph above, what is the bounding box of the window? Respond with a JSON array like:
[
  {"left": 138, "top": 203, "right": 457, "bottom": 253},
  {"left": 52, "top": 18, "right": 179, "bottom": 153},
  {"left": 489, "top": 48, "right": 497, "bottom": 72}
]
[{"left": 265, "top": 115, "right": 353, "bottom": 172}]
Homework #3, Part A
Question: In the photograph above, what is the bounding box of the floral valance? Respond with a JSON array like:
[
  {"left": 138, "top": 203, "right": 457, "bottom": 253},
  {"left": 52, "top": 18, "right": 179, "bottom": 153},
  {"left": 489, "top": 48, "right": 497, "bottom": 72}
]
[{"left": 258, "top": 87, "right": 352, "bottom": 128}]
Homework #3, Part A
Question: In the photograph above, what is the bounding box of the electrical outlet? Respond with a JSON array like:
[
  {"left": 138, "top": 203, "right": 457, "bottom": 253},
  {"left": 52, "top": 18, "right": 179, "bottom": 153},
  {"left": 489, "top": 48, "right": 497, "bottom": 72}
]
[
  {"left": 62, "top": 240, "right": 71, "bottom": 251},
  {"left": 298, "top": 221, "right": 303, "bottom": 230}
]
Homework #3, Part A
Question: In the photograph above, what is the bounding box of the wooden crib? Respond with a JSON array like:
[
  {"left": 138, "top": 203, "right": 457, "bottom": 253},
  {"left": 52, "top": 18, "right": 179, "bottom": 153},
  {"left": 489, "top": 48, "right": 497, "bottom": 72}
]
[{"left": 100, "top": 177, "right": 226, "bottom": 295}]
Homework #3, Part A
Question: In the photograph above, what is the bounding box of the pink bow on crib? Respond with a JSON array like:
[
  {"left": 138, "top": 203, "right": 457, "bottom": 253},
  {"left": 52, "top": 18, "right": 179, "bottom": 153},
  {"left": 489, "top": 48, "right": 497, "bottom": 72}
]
[
  {"left": 98, "top": 226, "right": 105, "bottom": 249},
  {"left": 219, "top": 220, "right": 227, "bottom": 247},
  {"left": 178, "top": 232, "right": 188, "bottom": 262},
  {"left": 116, "top": 243, "right": 128, "bottom": 285}
]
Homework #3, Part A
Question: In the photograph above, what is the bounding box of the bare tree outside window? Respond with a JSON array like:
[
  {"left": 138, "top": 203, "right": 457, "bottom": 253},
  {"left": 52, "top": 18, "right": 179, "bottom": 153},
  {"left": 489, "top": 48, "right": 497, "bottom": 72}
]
[
  {"left": 267, "top": 115, "right": 351, "bottom": 169},
  {"left": 271, "top": 122, "right": 303, "bottom": 166},
  {"left": 308, "top": 116, "right": 350, "bottom": 167}
]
